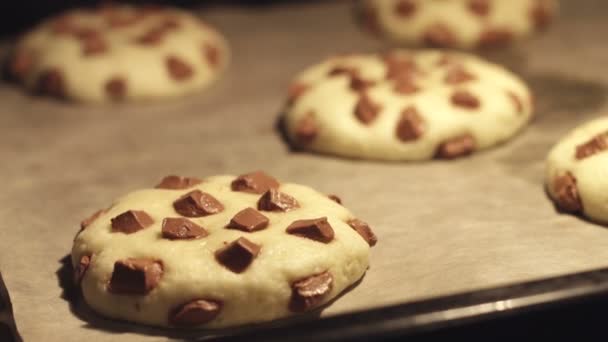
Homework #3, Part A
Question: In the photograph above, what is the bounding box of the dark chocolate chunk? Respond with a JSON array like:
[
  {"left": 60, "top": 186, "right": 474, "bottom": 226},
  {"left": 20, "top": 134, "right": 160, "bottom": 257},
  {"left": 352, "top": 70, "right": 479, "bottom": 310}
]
[
  {"left": 257, "top": 189, "right": 300, "bottom": 212},
  {"left": 81, "top": 34, "right": 107, "bottom": 56},
  {"left": 478, "top": 29, "right": 513, "bottom": 47},
  {"left": 286, "top": 217, "right": 334, "bottom": 243},
  {"left": 74, "top": 255, "right": 91, "bottom": 285},
  {"left": 173, "top": 190, "right": 224, "bottom": 217},
  {"left": 350, "top": 76, "right": 375, "bottom": 92},
  {"left": 394, "top": 77, "right": 419, "bottom": 95},
  {"left": 347, "top": 219, "right": 378, "bottom": 247},
  {"left": 395, "top": 0, "right": 416, "bottom": 17},
  {"left": 108, "top": 258, "right": 163, "bottom": 295},
  {"left": 327, "top": 194, "right": 342, "bottom": 205},
  {"left": 169, "top": 299, "right": 222, "bottom": 326},
  {"left": 204, "top": 43, "right": 220, "bottom": 68},
  {"left": 435, "top": 134, "right": 476, "bottom": 159},
  {"left": 231, "top": 171, "right": 280, "bottom": 194},
  {"left": 227, "top": 208, "right": 269, "bottom": 232},
  {"left": 396, "top": 106, "right": 425, "bottom": 142},
  {"left": 445, "top": 67, "right": 476, "bottom": 85},
  {"left": 295, "top": 112, "right": 319, "bottom": 145},
  {"left": 575, "top": 133, "right": 608, "bottom": 160},
  {"left": 289, "top": 271, "right": 333, "bottom": 312},
  {"left": 354, "top": 93, "right": 381, "bottom": 124},
  {"left": 507, "top": 91, "right": 524, "bottom": 114},
  {"left": 468, "top": 0, "right": 490, "bottom": 16},
  {"left": 162, "top": 217, "right": 208, "bottom": 240},
  {"left": 105, "top": 77, "right": 126, "bottom": 101},
  {"left": 111, "top": 210, "right": 154, "bottom": 234},
  {"left": 166, "top": 56, "right": 193, "bottom": 81},
  {"left": 451, "top": 90, "right": 481, "bottom": 109},
  {"left": 327, "top": 66, "right": 358, "bottom": 78},
  {"left": 383, "top": 54, "right": 417, "bottom": 80},
  {"left": 424, "top": 23, "right": 456, "bottom": 48},
  {"left": 155, "top": 175, "right": 202, "bottom": 190},
  {"left": 36, "top": 68, "right": 65, "bottom": 98},
  {"left": 135, "top": 29, "right": 163, "bottom": 45},
  {"left": 553, "top": 172, "right": 582, "bottom": 213},
  {"left": 215, "top": 237, "right": 261, "bottom": 273}
]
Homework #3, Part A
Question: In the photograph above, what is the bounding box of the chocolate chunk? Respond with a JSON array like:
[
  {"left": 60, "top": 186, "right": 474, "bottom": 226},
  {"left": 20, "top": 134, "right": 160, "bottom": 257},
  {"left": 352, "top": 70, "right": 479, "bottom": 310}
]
[
  {"left": 327, "top": 194, "right": 342, "bottom": 205},
  {"left": 350, "top": 77, "right": 375, "bottom": 92},
  {"left": 105, "top": 77, "right": 126, "bottom": 101},
  {"left": 74, "top": 255, "right": 91, "bottom": 285},
  {"left": 507, "top": 91, "right": 524, "bottom": 114},
  {"left": 347, "top": 219, "right": 378, "bottom": 247},
  {"left": 383, "top": 54, "right": 417, "bottom": 80},
  {"left": 231, "top": 171, "right": 280, "bottom": 194},
  {"left": 81, "top": 34, "right": 107, "bottom": 56},
  {"left": 105, "top": 13, "right": 142, "bottom": 28},
  {"left": 286, "top": 217, "right": 334, "bottom": 243},
  {"left": 204, "top": 43, "right": 220, "bottom": 68},
  {"left": 396, "top": 106, "right": 425, "bottom": 142},
  {"left": 162, "top": 217, "right": 208, "bottom": 240},
  {"left": 111, "top": 210, "right": 154, "bottom": 234},
  {"left": 395, "top": 0, "right": 416, "bottom": 17},
  {"left": 51, "top": 16, "right": 75, "bottom": 35},
  {"left": 468, "top": 0, "right": 490, "bottom": 16},
  {"left": 451, "top": 90, "right": 481, "bottom": 109},
  {"left": 328, "top": 66, "right": 358, "bottom": 78},
  {"left": 394, "top": 78, "right": 419, "bottom": 95},
  {"left": 354, "top": 93, "right": 381, "bottom": 124},
  {"left": 553, "top": 172, "right": 582, "bottom": 213},
  {"left": 215, "top": 237, "right": 261, "bottom": 273},
  {"left": 478, "top": 29, "right": 513, "bottom": 47},
  {"left": 227, "top": 208, "right": 269, "bottom": 232},
  {"left": 531, "top": 1, "right": 553, "bottom": 30},
  {"left": 135, "top": 29, "right": 163, "bottom": 45},
  {"left": 328, "top": 67, "right": 373, "bottom": 92},
  {"left": 158, "top": 17, "right": 180, "bottom": 31},
  {"left": 435, "top": 134, "right": 476, "bottom": 159},
  {"left": 289, "top": 271, "right": 333, "bottom": 312},
  {"left": 9, "top": 50, "right": 32, "bottom": 81},
  {"left": 155, "top": 175, "right": 202, "bottom": 190},
  {"left": 424, "top": 24, "right": 456, "bottom": 48},
  {"left": 445, "top": 67, "right": 476, "bottom": 85},
  {"left": 80, "top": 209, "right": 106, "bottom": 230},
  {"left": 173, "top": 190, "right": 224, "bottom": 217},
  {"left": 166, "top": 56, "right": 193, "bottom": 81},
  {"left": 36, "top": 68, "right": 65, "bottom": 98},
  {"left": 295, "top": 112, "right": 319, "bottom": 145},
  {"left": 575, "top": 133, "right": 608, "bottom": 160},
  {"left": 108, "top": 258, "right": 163, "bottom": 295},
  {"left": 169, "top": 299, "right": 222, "bottom": 326},
  {"left": 257, "top": 189, "right": 300, "bottom": 212},
  {"left": 287, "top": 83, "right": 309, "bottom": 105}
]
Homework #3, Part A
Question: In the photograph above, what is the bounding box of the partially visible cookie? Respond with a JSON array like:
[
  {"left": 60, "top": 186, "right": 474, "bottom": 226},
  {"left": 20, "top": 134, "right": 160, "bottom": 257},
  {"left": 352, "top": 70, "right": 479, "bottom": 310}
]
[
  {"left": 9, "top": 4, "right": 229, "bottom": 102},
  {"left": 546, "top": 117, "right": 608, "bottom": 224},
  {"left": 72, "top": 172, "right": 376, "bottom": 328},
  {"left": 282, "top": 50, "right": 533, "bottom": 161},
  {"left": 358, "top": 0, "right": 557, "bottom": 49}
]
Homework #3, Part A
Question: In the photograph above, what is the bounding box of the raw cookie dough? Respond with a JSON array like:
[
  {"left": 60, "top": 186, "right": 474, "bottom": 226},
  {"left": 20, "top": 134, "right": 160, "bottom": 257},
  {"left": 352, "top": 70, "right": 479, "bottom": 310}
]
[
  {"left": 8, "top": 4, "right": 229, "bottom": 102},
  {"left": 72, "top": 172, "right": 377, "bottom": 328},
  {"left": 546, "top": 117, "right": 608, "bottom": 224},
  {"left": 282, "top": 50, "right": 533, "bottom": 161},
  {"left": 358, "top": 0, "right": 557, "bottom": 49}
]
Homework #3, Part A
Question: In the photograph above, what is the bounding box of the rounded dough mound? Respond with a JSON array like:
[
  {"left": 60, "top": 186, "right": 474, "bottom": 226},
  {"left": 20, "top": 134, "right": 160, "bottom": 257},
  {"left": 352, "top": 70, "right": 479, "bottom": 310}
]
[
  {"left": 282, "top": 50, "right": 533, "bottom": 161},
  {"left": 72, "top": 172, "right": 375, "bottom": 328},
  {"left": 546, "top": 117, "right": 608, "bottom": 224},
  {"left": 9, "top": 4, "right": 229, "bottom": 103},
  {"left": 358, "top": 0, "right": 557, "bottom": 49}
]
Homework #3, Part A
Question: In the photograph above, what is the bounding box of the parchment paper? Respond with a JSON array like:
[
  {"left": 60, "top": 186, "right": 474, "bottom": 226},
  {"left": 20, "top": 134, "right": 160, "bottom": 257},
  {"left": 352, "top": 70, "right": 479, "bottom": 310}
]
[{"left": 1, "top": 1, "right": 608, "bottom": 341}]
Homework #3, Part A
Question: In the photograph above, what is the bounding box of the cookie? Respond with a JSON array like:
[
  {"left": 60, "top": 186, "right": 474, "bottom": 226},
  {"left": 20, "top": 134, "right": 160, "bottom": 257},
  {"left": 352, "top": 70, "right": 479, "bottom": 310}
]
[
  {"left": 282, "top": 50, "right": 533, "bottom": 161},
  {"left": 72, "top": 171, "right": 376, "bottom": 328},
  {"left": 546, "top": 117, "right": 608, "bottom": 224},
  {"left": 8, "top": 4, "right": 229, "bottom": 102},
  {"left": 358, "top": 0, "right": 557, "bottom": 49}
]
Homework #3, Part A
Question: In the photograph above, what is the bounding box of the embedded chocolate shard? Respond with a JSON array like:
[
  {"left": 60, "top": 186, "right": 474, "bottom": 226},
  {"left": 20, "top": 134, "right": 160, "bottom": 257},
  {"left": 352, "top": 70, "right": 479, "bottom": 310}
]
[
  {"left": 396, "top": 106, "right": 425, "bottom": 142},
  {"left": 166, "top": 56, "right": 193, "bottom": 81},
  {"left": 478, "top": 29, "right": 513, "bottom": 47},
  {"left": 169, "top": 299, "right": 222, "bottom": 326},
  {"left": 383, "top": 54, "right": 417, "bottom": 80},
  {"left": 286, "top": 217, "right": 334, "bottom": 243},
  {"left": 394, "top": 0, "right": 416, "bottom": 17},
  {"left": 162, "top": 217, "right": 208, "bottom": 240},
  {"left": 287, "top": 83, "right": 309, "bottom": 105},
  {"left": 111, "top": 210, "right": 154, "bottom": 234},
  {"left": 289, "top": 271, "right": 333, "bottom": 312},
  {"left": 350, "top": 76, "right": 375, "bottom": 92},
  {"left": 451, "top": 90, "right": 481, "bottom": 109},
  {"left": 424, "top": 23, "right": 456, "bottom": 47},
  {"left": 393, "top": 77, "right": 419, "bottom": 95},
  {"left": 327, "top": 194, "right": 342, "bottom": 205},
  {"left": 227, "top": 208, "right": 269, "bottom": 232},
  {"left": 354, "top": 93, "right": 381, "bottom": 124},
  {"left": 36, "top": 68, "right": 65, "bottom": 98},
  {"left": 295, "top": 112, "right": 319, "bottom": 145},
  {"left": 468, "top": 0, "right": 490, "bottom": 16},
  {"left": 204, "top": 43, "right": 220, "bottom": 68},
  {"left": 257, "top": 189, "right": 300, "bottom": 212},
  {"left": 327, "top": 66, "right": 358, "bottom": 78},
  {"left": 347, "top": 219, "right": 378, "bottom": 247},
  {"left": 108, "top": 258, "right": 163, "bottom": 295},
  {"left": 231, "top": 171, "right": 280, "bottom": 194},
  {"left": 155, "top": 175, "right": 202, "bottom": 190},
  {"left": 80, "top": 209, "right": 107, "bottom": 230},
  {"left": 435, "top": 134, "right": 476, "bottom": 159},
  {"left": 215, "top": 237, "right": 261, "bottom": 273},
  {"left": 445, "top": 67, "right": 476, "bottom": 85},
  {"left": 173, "top": 190, "right": 224, "bottom": 217},
  {"left": 74, "top": 255, "right": 91, "bottom": 285},
  {"left": 575, "top": 133, "right": 608, "bottom": 160},
  {"left": 553, "top": 172, "right": 582, "bottom": 213},
  {"left": 105, "top": 77, "right": 127, "bottom": 100},
  {"left": 81, "top": 34, "right": 107, "bottom": 56}
]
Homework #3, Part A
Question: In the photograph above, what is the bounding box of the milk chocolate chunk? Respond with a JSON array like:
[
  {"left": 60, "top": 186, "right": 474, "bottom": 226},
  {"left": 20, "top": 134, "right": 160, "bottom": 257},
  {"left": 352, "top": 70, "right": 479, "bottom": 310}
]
[
  {"left": 169, "top": 299, "right": 222, "bottom": 326},
  {"left": 347, "top": 219, "right": 378, "bottom": 247},
  {"left": 396, "top": 106, "right": 425, "bottom": 142},
  {"left": 479, "top": 29, "right": 513, "bottom": 47},
  {"left": 445, "top": 67, "right": 476, "bottom": 85},
  {"left": 204, "top": 43, "right": 220, "bottom": 68},
  {"left": 231, "top": 171, "right": 280, "bottom": 194},
  {"left": 395, "top": 0, "right": 416, "bottom": 17},
  {"left": 156, "top": 175, "right": 202, "bottom": 190},
  {"left": 36, "top": 68, "right": 65, "bottom": 98},
  {"left": 350, "top": 76, "right": 375, "bottom": 92},
  {"left": 173, "top": 190, "right": 224, "bottom": 217},
  {"left": 135, "top": 29, "right": 163, "bottom": 45},
  {"left": 575, "top": 133, "right": 608, "bottom": 160},
  {"left": 295, "top": 112, "right": 319, "bottom": 145},
  {"left": 74, "top": 255, "right": 91, "bottom": 285},
  {"left": 507, "top": 91, "right": 524, "bottom": 114},
  {"left": 82, "top": 34, "right": 107, "bottom": 56},
  {"left": 435, "top": 134, "right": 476, "bottom": 159},
  {"left": 468, "top": 0, "right": 490, "bottom": 16},
  {"left": 162, "top": 217, "right": 208, "bottom": 240},
  {"left": 287, "top": 83, "right": 309, "bottom": 105},
  {"left": 384, "top": 54, "right": 417, "bottom": 80},
  {"left": 289, "top": 271, "right": 333, "bottom": 312},
  {"left": 327, "top": 194, "right": 342, "bottom": 205},
  {"left": 215, "top": 237, "right": 261, "bottom": 273},
  {"left": 257, "top": 189, "right": 300, "bottom": 212},
  {"left": 354, "top": 93, "right": 381, "bottom": 124},
  {"left": 111, "top": 210, "right": 154, "bottom": 234},
  {"left": 166, "top": 56, "right": 193, "bottom": 81},
  {"left": 394, "top": 78, "right": 419, "bottom": 95},
  {"left": 424, "top": 24, "right": 456, "bottom": 47},
  {"left": 451, "top": 90, "right": 480, "bottom": 109},
  {"left": 105, "top": 77, "right": 126, "bottom": 100},
  {"left": 227, "top": 208, "right": 269, "bottom": 232},
  {"left": 327, "top": 66, "right": 358, "bottom": 78},
  {"left": 554, "top": 172, "right": 582, "bottom": 213},
  {"left": 108, "top": 258, "right": 163, "bottom": 295},
  {"left": 286, "top": 217, "right": 334, "bottom": 243}
]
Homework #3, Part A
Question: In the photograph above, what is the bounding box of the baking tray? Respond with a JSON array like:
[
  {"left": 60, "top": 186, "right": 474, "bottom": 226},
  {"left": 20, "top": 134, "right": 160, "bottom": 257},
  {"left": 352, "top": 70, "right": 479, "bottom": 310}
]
[{"left": 0, "top": 0, "right": 607, "bottom": 340}]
